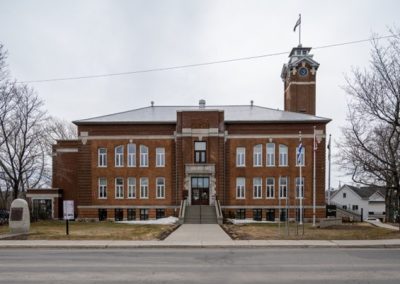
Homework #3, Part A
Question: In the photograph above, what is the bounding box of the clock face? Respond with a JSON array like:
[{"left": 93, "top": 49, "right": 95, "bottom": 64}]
[{"left": 299, "top": 67, "right": 308, "bottom": 77}]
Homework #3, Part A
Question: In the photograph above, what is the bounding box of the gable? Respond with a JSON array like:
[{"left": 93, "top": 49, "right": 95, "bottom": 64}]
[{"left": 369, "top": 192, "right": 385, "bottom": 202}]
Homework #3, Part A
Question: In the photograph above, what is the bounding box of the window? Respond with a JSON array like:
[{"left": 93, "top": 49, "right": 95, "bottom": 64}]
[
  {"left": 98, "top": 178, "right": 107, "bottom": 199},
  {"left": 253, "top": 209, "right": 262, "bottom": 221},
  {"left": 98, "top": 148, "right": 107, "bottom": 167},
  {"left": 98, "top": 209, "right": 107, "bottom": 221},
  {"left": 236, "top": 209, "right": 246, "bottom": 219},
  {"left": 236, "top": 177, "right": 245, "bottom": 199},
  {"left": 115, "top": 145, "right": 124, "bottom": 167},
  {"left": 279, "top": 145, "right": 288, "bottom": 166},
  {"left": 266, "top": 177, "right": 275, "bottom": 198},
  {"left": 236, "top": 147, "right": 246, "bottom": 167},
  {"left": 280, "top": 209, "right": 288, "bottom": 221},
  {"left": 253, "top": 144, "right": 262, "bottom": 167},
  {"left": 342, "top": 205, "right": 347, "bottom": 210},
  {"left": 343, "top": 192, "right": 347, "bottom": 198},
  {"left": 127, "top": 209, "right": 136, "bottom": 220},
  {"left": 127, "top": 143, "right": 136, "bottom": 167},
  {"left": 295, "top": 177, "right": 304, "bottom": 199},
  {"left": 296, "top": 146, "right": 305, "bottom": 166},
  {"left": 266, "top": 209, "right": 275, "bottom": 221},
  {"left": 296, "top": 208, "right": 304, "bottom": 222},
  {"left": 140, "top": 177, "right": 149, "bottom": 199},
  {"left": 352, "top": 205, "right": 359, "bottom": 211},
  {"left": 127, "top": 177, "right": 136, "bottom": 199},
  {"left": 253, "top": 177, "right": 262, "bottom": 199},
  {"left": 115, "top": 178, "right": 124, "bottom": 199},
  {"left": 266, "top": 143, "right": 275, "bottom": 166},
  {"left": 279, "top": 176, "right": 288, "bottom": 199},
  {"left": 156, "top": 177, "right": 165, "bottom": 199},
  {"left": 156, "top": 209, "right": 165, "bottom": 219},
  {"left": 194, "top": 142, "right": 206, "bottom": 163},
  {"left": 140, "top": 145, "right": 149, "bottom": 167},
  {"left": 140, "top": 209, "right": 149, "bottom": 220},
  {"left": 114, "top": 208, "right": 123, "bottom": 221},
  {"left": 156, "top": 147, "right": 165, "bottom": 167}
]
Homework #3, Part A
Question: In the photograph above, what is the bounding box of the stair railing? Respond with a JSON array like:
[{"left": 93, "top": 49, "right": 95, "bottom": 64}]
[
  {"left": 215, "top": 199, "right": 223, "bottom": 225},
  {"left": 178, "top": 199, "right": 187, "bottom": 224}
]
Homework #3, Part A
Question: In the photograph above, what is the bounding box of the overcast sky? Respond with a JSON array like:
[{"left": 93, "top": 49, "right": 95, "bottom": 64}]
[{"left": 1, "top": 0, "right": 399, "bottom": 188}]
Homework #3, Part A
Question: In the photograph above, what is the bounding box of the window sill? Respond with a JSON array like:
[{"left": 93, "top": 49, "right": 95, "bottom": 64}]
[
  {"left": 98, "top": 166, "right": 107, "bottom": 168},
  {"left": 98, "top": 197, "right": 107, "bottom": 200},
  {"left": 156, "top": 197, "right": 165, "bottom": 199},
  {"left": 265, "top": 197, "right": 275, "bottom": 199},
  {"left": 140, "top": 197, "right": 149, "bottom": 199},
  {"left": 127, "top": 197, "right": 136, "bottom": 199},
  {"left": 115, "top": 197, "right": 124, "bottom": 199},
  {"left": 236, "top": 197, "right": 246, "bottom": 200}
]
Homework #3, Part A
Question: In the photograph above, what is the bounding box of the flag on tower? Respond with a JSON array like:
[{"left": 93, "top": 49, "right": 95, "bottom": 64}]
[{"left": 293, "top": 14, "right": 301, "bottom": 32}]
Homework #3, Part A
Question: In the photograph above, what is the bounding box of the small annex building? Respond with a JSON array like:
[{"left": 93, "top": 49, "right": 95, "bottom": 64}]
[{"left": 27, "top": 45, "right": 331, "bottom": 222}]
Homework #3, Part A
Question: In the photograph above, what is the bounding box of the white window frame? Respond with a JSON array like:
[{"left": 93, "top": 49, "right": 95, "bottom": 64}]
[
  {"left": 253, "top": 144, "right": 262, "bottom": 167},
  {"left": 266, "top": 143, "right": 275, "bottom": 167},
  {"left": 140, "top": 145, "right": 149, "bottom": 167},
  {"left": 156, "top": 148, "right": 165, "bottom": 167},
  {"left": 236, "top": 177, "right": 245, "bottom": 199},
  {"left": 279, "top": 176, "right": 288, "bottom": 199},
  {"left": 98, "top": 177, "right": 107, "bottom": 199},
  {"left": 295, "top": 177, "right": 304, "bottom": 199},
  {"left": 98, "top": 148, "right": 107, "bottom": 167},
  {"left": 236, "top": 147, "right": 246, "bottom": 167},
  {"left": 156, "top": 177, "right": 165, "bottom": 199},
  {"left": 127, "top": 177, "right": 136, "bottom": 199},
  {"left": 279, "top": 144, "right": 288, "bottom": 166},
  {"left": 127, "top": 143, "right": 136, "bottom": 167},
  {"left": 140, "top": 177, "right": 149, "bottom": 199},
  {"left": 296, "top": 146, "right": 305, "bottom": 166},
  {"left": 266, "top": 177, "right": 275, "bottom": 199},
  {"left": 253, "top": 177, "right": 262, "bottom": 199},
  {"left": 115, "top": 177, "right": 124, "bottom": 199},
  {"left": 115, "top": 145, "right": 124, "bottom": 167}
]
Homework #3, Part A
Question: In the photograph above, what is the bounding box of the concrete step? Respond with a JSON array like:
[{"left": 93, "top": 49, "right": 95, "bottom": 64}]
[{"left": 184, "top": 205, "right": 217, "bottom": 224}]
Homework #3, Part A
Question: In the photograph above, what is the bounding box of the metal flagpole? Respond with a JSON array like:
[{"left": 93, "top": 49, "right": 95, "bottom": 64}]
[
  {"left": 278, "top": 175, "right": 281, "bottom": 236},
  {"left": 299, "top": 14, "right": 301, "bottom": 46},
  {"left": 313, "top": 126, "right": 317, "bottom": 227},
  {"left": 299, "top": 131, "right": 303, "bottom": 225},
  {"left": 328, "top": 134, "right": 332, "bottom": 205}
]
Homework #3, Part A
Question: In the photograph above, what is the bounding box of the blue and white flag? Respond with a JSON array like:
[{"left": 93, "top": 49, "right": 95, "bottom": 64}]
[{"left": 297, "top": 142, "right": 303, "bottom": 164}]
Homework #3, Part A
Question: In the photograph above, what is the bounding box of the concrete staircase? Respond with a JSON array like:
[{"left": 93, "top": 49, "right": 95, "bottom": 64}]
[{"left": 184, "top": 205, "right": 217, "bottom": 224}]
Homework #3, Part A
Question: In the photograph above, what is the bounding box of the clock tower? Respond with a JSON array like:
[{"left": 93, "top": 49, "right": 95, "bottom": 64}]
[{"left": 281, "top": 45, "right": 320, "bottom": 115}]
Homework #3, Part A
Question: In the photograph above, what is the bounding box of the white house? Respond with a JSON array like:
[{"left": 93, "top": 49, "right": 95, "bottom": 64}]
[{"left": 329, "top": 185, "right": 386, "bottom": 221}]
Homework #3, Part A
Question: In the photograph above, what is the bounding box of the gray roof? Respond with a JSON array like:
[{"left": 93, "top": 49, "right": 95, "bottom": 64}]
[
  {"left": 344, "top": 185, "right": 386, "bottom": 199},
  {"left": 74, "top": 105, "right": 331, "bottom": 124}
]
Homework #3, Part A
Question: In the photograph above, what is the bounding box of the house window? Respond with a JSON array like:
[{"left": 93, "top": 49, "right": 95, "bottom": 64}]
[
  {"left": 156, "top": 209, "right": 165, "bottom": 219},
  {"left": 194, "top": 141, "right": 206, "bottom": 163},
  {"left": 156, "top": 177, "right": 165, "bottom": 199},
  {"left": 127, "top": 177, "right": 136, "bottom": 199},
  {"left": 296, "top": 146, "right": 305, "bottom": 166},
  {"left": 115, "top": 145, "right": 124, "bottom": 167},
  {"left": 253, "top": 144, "right": 262, "bottom": 167},
  {"left": 115, "top": 178, "right": 124, "bottom": 199},
  {"left": 236, "top": 147, "right": 246, "bottom": 167},
  {"left": 279, "top": 145, "right": 288, "bottom": 166},
  {"left": 352, "top": 205, "right": 359, "bottom": 211},
  {"left": 114, "top": 208, "right": 123, "bottom": 221},
  {"left": 140, "top": 145, "right": 149, "bottom": 167},
  {"left": 343, "top": 192, "right": 347, "bottom": 198},
  {"left": 98, "top": 209, "right": 107, "bottom": 221},
  {"left": 342, "top": 205, "right": 347, "bottom": 210},
  {"left": 98, "top": 177, "right": 107, "bottom": 199},
  {"left": 253, "top": 209, "right": 263, "bottom": 221},
  {"left": 266, "top": 143, "right": 275, "bottom": 166},
  {"left": 98, "top": 148, "right": 107, "bottom": 167},
  {"left": 279, "top": 176, "right": 288, "bottom": 199},
  {"left": 253, "top": 177, "right": 262, "bottom": 199},
  {"left": 127, "top": 143, "right": 136, "bottom": 167},
  {"left": 140, "top": 209, "right": 149, "bottom": 220},
  {"left": 156, "top": 147, "right": 165, "bottom": 167},
  {"left": 140, "top": 177, "right": 149, "bottom": 199},
  {"left": 236, "top": 177, "right": 245, "bottom": 199},
  {"left": 295, "top": 177, "right": 304, "bottom": 199},
  {"left": 236, "top": 209, "right": 246, "bottom": 219},
  {"left": 266, "top": 177, "right": 274, "bottom": 198},
  {"left": 127, "top": 209, "right": 136, "bottom": 220}
]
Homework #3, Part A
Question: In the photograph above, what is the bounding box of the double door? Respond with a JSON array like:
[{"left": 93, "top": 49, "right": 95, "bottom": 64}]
[{"left": 191, "top": 177, "right": 209, "bottom": 205}]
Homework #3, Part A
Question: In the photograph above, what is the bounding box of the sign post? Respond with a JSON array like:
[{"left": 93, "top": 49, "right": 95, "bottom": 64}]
[{"left": 63, "top": 200, "right": 74, "bottom": 235}]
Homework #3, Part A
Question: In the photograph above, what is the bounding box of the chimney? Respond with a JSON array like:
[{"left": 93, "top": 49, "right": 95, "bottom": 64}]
[
  {"left": 151, "top": 101, "right": 154, "bottom": 107},
  {"left": 250, "top": 100, "right": 254, "bottom": 107},
  {"left": 199, "top": 99, "right": 206, "bottom": 109}
]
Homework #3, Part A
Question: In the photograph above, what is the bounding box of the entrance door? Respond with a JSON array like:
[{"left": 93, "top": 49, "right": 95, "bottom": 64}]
[{"left": 191, "top": 177, "right": 209, "bottom": 205}]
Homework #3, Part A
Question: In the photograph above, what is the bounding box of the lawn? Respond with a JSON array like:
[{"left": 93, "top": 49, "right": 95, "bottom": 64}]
[
  {"left": 222, "top": 222, "right": 400, "bottom": 240},
  {"left": 0, "top": 220, "right": 178, "bottom": 240}
]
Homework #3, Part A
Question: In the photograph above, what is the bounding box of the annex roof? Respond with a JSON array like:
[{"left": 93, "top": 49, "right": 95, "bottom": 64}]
[
  {"left": 332, "top": 184, "right": 386, "bottom": 200},
  {"left": 74, "top": 105, "right": 331, "bottom": 125}
]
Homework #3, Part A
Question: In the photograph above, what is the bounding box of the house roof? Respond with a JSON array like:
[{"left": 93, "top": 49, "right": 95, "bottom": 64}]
[
  {"left": 74, "top": 105, "right": 331, "bottom": 125},
  {"left": 334, "top": 185, "right": 386, "bottom": 200}
]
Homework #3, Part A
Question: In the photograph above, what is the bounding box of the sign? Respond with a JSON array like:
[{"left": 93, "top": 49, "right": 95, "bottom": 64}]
[
  {"left": 63, "top": 200, "right": 74, "bottom": 220},
  {"left": 10, "top": 207, "right": 23, "bottom": 221}
]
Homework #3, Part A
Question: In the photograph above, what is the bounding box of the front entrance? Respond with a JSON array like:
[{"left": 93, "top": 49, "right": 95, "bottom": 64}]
[{"left": 191, "top": 177, "right": 209, "bottom": 205}]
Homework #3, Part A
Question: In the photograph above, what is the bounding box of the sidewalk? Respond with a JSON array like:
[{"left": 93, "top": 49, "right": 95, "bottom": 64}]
[{"left": 365, "top": 219, "right": 400, "bottom": 230}]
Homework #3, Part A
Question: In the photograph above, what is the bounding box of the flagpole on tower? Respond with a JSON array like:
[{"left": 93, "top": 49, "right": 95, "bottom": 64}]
[{"left": 293, "top": 14, "right": 302, "bottom": 46}]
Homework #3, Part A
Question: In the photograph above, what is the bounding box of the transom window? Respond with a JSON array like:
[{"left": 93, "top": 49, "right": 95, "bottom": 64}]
[
  {"left": 156, "top": 177, "right": 165, "bottom": 199},
  {"left": 236, "top": 177, "right": 245, "bottom": 199},
  {"left": 236, "top": 147, "right": 246, "bottom": 167},
  {"left": 98, "top": 177, "right": 107, "bottom": 199},
  {"left": 279, "top": 176, "right": 288, "bottom": 199},
  {"left": 253, "top": 177, "right": 262, "bottom": 199},
  {"left": 98, "top": 148, "right": 107, "bottom": 167},
  {"left": 266, "top": 143, "right": 275, "bottom": 166},
  {"left": 115, "top": 145, "right": 124, "bottom": 167},
  {"left": 127, "top": 143, "right": 136, "bottom": 167},
  {"left": 156, "top": 148, "right": 165, "bottom": 167},
  {"left": 140, "top": 177, "right": 149, "bottom": 199},
  {"left": 266, "top": 177, "right": 274, "bottom": 199},
  {"left": 295, "top": 177, "right": 304, "bottom": 198},
  {"left": 279, "top": 145, "right": 288, "bottom": 166},
  {"left": 253, "top": 144, "right": 262, "bottom": 167},
  {"left": 115, "top": 177, "right": 124, "bottom": 199},
  {"left": 140, "top": 145, "right": 149, "bottom": 167},
  {"left": 194, "top": 142, "right": 206, "bottom": 163},
  {"left": 127, "top": 177, "right": 136, "bottom": 199}
]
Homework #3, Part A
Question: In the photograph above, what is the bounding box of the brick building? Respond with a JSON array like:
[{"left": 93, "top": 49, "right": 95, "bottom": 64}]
[{"left": 27, "top": 45, "right": 330, "bottom": 222}]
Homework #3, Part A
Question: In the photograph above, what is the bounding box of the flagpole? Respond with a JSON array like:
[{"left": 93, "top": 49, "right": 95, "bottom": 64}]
[
  {"left": 328, "top": 134, "right": 332, "bottom": 205},
  {"left": 299, "top": 13, "right": 301, "bottom": 46},
  {"left": 299, "top": 131, "right": 303, "bottom": 225},
  {"left": 313, "top": 126, "right": 316, "bottom": 227}
]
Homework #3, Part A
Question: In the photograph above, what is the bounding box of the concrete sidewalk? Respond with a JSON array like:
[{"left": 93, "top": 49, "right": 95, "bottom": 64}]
[{"left": 366, "top": 219, "right": 400, "bottom": 230}]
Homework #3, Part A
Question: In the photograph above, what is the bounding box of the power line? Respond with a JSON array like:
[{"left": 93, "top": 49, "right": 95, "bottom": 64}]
[{"left": 18, "top": 34, "right": 395, "bottom": 84}]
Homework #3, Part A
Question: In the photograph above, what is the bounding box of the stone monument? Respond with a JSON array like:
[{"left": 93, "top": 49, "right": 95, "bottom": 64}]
[{"left": 9, "top": 199, "right": 30, "bottom": 234}]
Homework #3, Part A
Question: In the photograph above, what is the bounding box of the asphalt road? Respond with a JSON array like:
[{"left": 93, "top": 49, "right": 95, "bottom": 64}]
[{"left": 0, "top": 248, "right": 399, "bottom": 283}]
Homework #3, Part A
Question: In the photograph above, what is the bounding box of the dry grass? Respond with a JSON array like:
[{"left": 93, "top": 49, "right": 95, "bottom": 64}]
[
  {"left": 0, "top": 220, "right": 178, "bottom": 240},
  {"left": 222, "top": 222, "right": 400, "bottom": 240}
]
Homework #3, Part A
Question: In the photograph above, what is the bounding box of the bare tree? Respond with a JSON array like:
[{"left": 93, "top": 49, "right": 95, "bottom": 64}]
[{"left": 339, "top": 29, "right": 400, "bottom": 222}]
